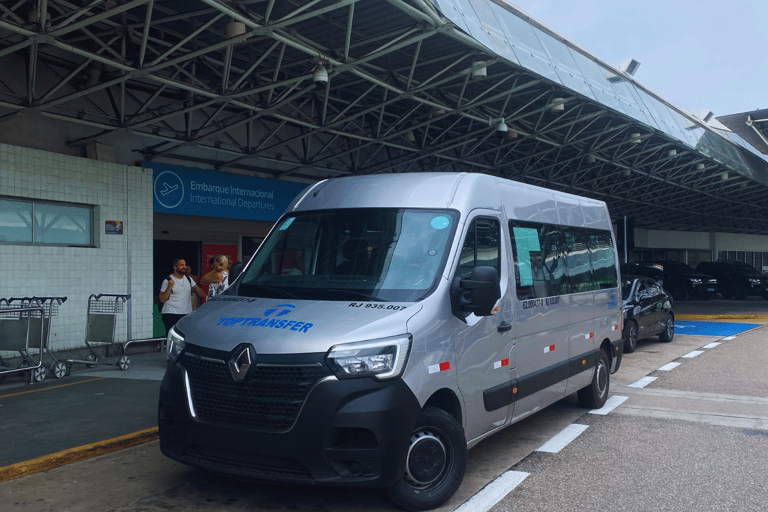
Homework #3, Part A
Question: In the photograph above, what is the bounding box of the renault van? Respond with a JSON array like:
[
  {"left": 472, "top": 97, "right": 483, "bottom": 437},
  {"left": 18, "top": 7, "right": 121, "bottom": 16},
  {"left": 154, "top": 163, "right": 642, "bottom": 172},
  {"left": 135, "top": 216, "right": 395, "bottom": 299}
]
[{"left": 158, "top": 172, "right": 623, "bottom": 511}]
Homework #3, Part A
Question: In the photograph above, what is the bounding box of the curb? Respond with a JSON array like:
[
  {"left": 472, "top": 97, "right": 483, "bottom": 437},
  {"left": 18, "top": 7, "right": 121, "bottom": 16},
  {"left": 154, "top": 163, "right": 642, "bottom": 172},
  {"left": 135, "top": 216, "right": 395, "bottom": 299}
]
[
  {"left": 0, "top": 427, "right": 159, "bottom": 483},
  {"left": 677, "top": 314, "right": 768, "bottom": 321}
]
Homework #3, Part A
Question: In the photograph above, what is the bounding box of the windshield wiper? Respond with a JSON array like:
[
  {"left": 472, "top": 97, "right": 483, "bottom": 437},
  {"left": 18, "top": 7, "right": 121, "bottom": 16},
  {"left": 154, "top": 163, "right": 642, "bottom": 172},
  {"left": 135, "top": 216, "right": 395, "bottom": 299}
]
[{"left": 322, "top": 289, "right": 387, "bottom": 302}]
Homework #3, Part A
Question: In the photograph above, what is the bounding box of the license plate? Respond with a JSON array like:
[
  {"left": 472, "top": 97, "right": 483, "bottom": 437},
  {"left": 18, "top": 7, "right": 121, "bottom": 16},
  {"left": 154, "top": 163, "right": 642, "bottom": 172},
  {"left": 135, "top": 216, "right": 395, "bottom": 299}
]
[{"left": 707, "top": 288, "right": 715, "bottom": 292}]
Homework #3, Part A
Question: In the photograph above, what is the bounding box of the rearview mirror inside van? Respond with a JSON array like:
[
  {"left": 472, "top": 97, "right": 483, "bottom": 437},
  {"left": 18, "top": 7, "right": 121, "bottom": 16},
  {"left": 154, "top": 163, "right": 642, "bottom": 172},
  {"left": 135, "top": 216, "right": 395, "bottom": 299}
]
[{"left": 454, "top": 266, "right": 501, "bottom": 317}]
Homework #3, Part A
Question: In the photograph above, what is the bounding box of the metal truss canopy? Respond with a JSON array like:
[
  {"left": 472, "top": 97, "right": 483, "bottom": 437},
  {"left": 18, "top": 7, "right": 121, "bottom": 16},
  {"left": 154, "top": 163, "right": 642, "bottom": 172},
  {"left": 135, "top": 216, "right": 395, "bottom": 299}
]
[{"left": 0, "top": 0, "right": 767, "bottom": 234}]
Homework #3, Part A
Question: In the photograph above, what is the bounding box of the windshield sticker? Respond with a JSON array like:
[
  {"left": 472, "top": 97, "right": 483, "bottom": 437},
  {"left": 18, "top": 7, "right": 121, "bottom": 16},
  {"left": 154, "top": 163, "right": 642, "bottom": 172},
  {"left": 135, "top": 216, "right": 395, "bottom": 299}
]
[
  {"left": 278, "top": 217, "right": 296, "bottom": 230},
  {"left": 217, "top": 303, "right": 312, "bottom": 332},
  {"left": 430, "top": 216, "right": 450, "bottom": 229}
]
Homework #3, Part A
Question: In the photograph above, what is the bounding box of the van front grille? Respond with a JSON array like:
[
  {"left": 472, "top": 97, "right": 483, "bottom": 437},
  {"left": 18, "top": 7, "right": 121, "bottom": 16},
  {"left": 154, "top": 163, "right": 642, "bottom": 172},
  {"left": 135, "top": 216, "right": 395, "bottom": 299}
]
[{"left": 183, "top": 352, "right": 333, "bottom": 431}]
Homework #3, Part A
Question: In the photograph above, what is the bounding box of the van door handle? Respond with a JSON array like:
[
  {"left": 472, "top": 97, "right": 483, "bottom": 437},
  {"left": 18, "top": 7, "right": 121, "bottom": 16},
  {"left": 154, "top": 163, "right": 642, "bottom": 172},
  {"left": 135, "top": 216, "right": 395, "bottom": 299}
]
[{"left": 498, "top": 322, "right": 512, "bottom": 333}]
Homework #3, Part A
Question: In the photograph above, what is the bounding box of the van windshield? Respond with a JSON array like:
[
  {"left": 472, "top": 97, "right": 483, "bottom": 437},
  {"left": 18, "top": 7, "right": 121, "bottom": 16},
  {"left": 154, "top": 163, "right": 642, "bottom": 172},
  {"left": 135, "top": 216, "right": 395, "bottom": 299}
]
[{"left": 237, "top": 208, "right": 458, "bottom": 302}]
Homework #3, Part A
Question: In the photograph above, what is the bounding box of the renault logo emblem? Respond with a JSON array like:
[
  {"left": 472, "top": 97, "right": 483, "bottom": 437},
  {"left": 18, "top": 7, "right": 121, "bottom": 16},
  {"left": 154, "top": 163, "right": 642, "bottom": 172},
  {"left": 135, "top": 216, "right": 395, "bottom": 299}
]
[{"left": 229, "top": 346, "right": 253, "bottom": 381}]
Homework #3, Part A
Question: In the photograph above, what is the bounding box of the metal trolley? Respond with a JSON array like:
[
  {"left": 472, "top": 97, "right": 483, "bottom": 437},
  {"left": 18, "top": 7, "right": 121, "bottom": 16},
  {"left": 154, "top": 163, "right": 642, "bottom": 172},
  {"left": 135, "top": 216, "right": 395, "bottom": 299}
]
[
  {"left": 67, "top": 294, "right": 132, "bottom": 371},
  {"left": 0, "top": 296, "right": 68, "bottom": 383}
]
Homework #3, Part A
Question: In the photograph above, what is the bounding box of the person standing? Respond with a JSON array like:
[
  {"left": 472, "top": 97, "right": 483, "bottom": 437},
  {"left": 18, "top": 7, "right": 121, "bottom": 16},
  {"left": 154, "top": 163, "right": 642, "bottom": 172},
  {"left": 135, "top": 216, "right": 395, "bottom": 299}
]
[
  {"left": 159, "top": 258, "right": 204, "bottom": 348},
  {"left": 201, "top": 254, "right": 230, "bottom": 298}
]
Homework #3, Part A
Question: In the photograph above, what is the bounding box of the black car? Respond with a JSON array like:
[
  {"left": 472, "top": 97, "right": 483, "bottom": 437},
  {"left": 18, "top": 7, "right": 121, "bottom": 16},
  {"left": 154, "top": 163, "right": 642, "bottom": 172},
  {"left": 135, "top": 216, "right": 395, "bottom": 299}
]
[
  {"left": 626, "top": 261, "right": 717, "bottom": 301},
  {"left": 621, "top": 275, "right": 675, "bottom": 353},
  {"left": 696, "top": 260, "right": 768, "bottom": 300}
]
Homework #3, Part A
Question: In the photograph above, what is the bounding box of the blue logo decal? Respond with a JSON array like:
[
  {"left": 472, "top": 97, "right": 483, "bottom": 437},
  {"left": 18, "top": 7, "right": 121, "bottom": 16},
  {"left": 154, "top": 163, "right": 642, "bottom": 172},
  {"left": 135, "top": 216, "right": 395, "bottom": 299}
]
[
  {"left": 217, "top": 304, "right": 313, "bottom": 333},
  {"left": 264, "top": 304, "right": 295, "bottom": 317}
]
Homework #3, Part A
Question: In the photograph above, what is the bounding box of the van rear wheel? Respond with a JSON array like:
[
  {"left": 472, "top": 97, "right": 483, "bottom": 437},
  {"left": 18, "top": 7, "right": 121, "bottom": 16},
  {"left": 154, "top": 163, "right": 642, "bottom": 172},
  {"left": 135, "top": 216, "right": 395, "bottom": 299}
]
[
  {"left": 578, "top": 350, "right": 609, "bottom": 409},
  {"left": 387, "top": 407, "right": 466, "bottom": 512}
]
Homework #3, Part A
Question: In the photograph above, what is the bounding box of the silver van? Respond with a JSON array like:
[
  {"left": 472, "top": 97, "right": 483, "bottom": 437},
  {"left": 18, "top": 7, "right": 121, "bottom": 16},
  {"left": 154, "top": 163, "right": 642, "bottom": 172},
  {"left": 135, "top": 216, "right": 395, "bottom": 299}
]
[{"left": 158, "top": 172, "right": 623, "bottom": 511}]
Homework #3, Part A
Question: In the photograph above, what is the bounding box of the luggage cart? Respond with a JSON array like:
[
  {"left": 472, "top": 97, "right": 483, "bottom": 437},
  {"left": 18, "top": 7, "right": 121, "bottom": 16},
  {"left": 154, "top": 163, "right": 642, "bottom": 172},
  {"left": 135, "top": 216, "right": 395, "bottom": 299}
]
[
  {"left": 0, "top": 298, "right": 56, "bottom": 383},
  {"left": 67, "top": 294, "right": 132, "bottom": 371}
]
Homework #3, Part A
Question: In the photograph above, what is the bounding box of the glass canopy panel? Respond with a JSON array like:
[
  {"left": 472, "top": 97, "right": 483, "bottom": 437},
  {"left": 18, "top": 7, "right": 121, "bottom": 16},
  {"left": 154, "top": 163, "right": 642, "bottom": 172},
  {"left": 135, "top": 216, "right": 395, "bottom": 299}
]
[
  {"left": 635, "top": 90, "right": 692, "bottom": 146},
  {"left": 452, "top": 0, "right": 496, "bottom": 53},
  {"left": 567, "top": 50, "right": 659, "bottom": 129},
  {"left": 490, "top": 5, "right": 562, "bottom": 84},
  {"left": 468, "top": 0, "right": 520, "bottom": 65},
  {"left": 430, "top": 0, "right": 471, "bottom": 33},
  {"left": 667, "top": 108, "right": 701, "bottom": 148},
  {"left": 534, "top": 28, "right": 595, "bottom": 100}
]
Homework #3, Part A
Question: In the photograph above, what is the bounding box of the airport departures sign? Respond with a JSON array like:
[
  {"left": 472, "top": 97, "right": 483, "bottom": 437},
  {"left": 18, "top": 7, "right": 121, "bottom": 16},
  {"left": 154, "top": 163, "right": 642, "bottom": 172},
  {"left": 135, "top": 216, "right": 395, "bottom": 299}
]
[{"left": 146, "top": 161, "right": 307, "bottom": 221}]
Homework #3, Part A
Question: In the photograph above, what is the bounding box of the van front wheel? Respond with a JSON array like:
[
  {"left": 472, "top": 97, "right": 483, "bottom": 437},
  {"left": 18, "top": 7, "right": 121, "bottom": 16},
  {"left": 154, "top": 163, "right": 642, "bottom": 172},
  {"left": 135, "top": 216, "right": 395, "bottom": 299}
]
[
  {"left": 578, "top": 350, "right": 609, "bottom": 409},
  {"left": 387, "top": 407, "right": 467, "bottom": 512}
]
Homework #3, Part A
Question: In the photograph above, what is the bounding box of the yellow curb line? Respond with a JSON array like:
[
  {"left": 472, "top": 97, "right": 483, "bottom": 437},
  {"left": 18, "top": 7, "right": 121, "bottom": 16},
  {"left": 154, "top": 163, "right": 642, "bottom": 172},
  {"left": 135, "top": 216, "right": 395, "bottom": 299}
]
[
  {"left": 0, "top": 427, "right": 159, "bottom": 483},
  {"left": 677, "top": 314, "right": 768, "bottom": 321}
]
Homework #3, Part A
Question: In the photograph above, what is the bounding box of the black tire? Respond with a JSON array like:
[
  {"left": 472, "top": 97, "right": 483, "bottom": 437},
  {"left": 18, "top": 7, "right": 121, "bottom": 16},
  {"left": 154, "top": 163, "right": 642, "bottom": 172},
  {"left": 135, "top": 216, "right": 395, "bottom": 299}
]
[
  {"left": 720, "top": 285, "right": 734, "bottom": 299},
  {"left": 623, "top": 320, "right": 638, "bottom": 354},
  {"left": 762, "top": 292, "right": 768, "bottom": 301},
  {"left": 578, "top": 350, "right": 609, "bottom": 409},
  {"left": 387, "top": 407, "right": 467, "bottom": 512},
  {"left": 671, "top": 285, "right": 687, "bottom": 302},
  {"left": 659, "top": 315, "right": 674, "bottom": 343},
  {"left": 734, "top": 286, "right": 748, "bottom": 301}
]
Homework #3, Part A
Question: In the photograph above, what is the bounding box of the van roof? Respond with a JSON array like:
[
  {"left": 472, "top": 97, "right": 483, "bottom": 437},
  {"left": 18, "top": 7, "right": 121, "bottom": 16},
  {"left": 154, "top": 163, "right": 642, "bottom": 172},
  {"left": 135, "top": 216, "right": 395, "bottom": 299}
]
[{"left": 290, "top": 173, "right": 611, "bottom": 230}]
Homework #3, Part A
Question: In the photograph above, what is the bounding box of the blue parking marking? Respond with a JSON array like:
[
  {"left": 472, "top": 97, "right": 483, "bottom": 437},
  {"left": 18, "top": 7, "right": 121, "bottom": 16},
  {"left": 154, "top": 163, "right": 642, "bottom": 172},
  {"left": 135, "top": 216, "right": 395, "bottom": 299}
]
[{"left": 675, "top": 321, "right": 758, "bottom": 337}]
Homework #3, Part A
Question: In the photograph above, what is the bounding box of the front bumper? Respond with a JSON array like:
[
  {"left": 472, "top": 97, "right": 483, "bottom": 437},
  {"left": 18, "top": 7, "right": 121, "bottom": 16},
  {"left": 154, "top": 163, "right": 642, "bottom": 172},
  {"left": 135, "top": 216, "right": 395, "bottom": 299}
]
[{"left": 158, "top": 344, "right": 421, "bottom": 487}]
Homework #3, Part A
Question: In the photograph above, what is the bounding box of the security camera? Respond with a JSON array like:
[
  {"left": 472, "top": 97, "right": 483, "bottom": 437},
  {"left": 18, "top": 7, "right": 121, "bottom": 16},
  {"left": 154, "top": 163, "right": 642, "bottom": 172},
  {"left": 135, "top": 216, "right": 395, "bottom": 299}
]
[
  {"left": 313, "top": 64, "right": 328, "bottom": 89},
  {"left": 495, "top": 120, "right": 508, "bottom": 141}
]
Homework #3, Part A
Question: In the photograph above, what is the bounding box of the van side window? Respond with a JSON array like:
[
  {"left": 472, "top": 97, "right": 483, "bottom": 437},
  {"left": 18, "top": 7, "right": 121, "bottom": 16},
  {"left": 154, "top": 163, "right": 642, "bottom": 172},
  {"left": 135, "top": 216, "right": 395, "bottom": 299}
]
[
  {"left": 589, "top": 230, "right": 618, "bottom": 289},
  {"left": 458, "top": 218, "right": 500, "bottom": 279},
  {"left": 509, "top": 221, "right": 566, "bottom": 300},
  {"left": 564, "top": 228, "right": 593, "bottom": 293}
]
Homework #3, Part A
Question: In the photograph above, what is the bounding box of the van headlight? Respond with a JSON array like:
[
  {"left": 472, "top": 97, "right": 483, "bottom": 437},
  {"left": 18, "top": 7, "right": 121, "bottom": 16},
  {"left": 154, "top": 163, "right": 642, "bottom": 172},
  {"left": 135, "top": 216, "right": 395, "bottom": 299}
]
[
  {"left": 326, "top": 336, "right": 411, "bottom": 380},
  {"left": 749, "top": 279, "right": 761, "bottom": 286},
  {"left": 690, "top": 279, "right": 701, "bottom": 285},
  {"left": 167, "top": 326, "right": 185, "bottom": 363}
]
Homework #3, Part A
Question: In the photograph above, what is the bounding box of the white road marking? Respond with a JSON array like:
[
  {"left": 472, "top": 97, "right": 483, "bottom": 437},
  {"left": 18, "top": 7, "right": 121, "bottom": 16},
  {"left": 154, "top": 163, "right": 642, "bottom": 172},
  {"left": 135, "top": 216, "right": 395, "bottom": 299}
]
[
  {"left": 628, "top": 376, "right": 657, "bottom": 388},
  {"left": 658, "top": 362, "right": 682, "bottom": 371},
  {"left": 682, "top": 350, "right": 704, "bottom": 358},
  {"left": 453, "top": 470, "right": 530, "bottom": 512},
  {"left": 722, "top": 336, "right": 736, "bottom": 340},
  {"left": 703, "top": 342, "right": 721, "bottom": 349},
  {"left": 536, "top": 423, "right": 589, "bottom": 453},
  {"left": 589, "top": 395, "right": 628, "bottom": 415}
]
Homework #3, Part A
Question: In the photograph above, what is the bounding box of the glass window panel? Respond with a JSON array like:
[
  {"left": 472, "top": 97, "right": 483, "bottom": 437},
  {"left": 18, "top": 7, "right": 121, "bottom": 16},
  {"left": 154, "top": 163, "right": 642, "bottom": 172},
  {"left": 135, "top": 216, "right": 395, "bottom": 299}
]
[
  {"left": 34, "top": 202, "right": 91, "bottom": 245},
  {"left": 564, "top": 228, "right": 592, "bottom": 293},
  {"left": 491, "top": 5, "right": 562, "bottom": 83},
  {"left": 534, "top": 29, "right": 595, "bottom": 99},
  {"left": 589, "top": 230, "right": 618, "bottom": 289},
  {"left": 430, "top": 0, "right": 471, "bottom": 33},
  {"left": 458, "top": 218, "right": 500, "bottom": 279},
  {"left": 510, "top": 221, "right": 566, "bottom": 300},
  {"left": 0, "top": 198, "right": 33, "bottom": 243}
]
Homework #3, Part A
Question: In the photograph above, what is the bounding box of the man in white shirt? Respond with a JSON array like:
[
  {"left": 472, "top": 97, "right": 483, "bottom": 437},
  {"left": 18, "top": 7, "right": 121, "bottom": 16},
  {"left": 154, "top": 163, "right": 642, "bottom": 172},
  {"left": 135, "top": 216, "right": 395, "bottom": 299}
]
[{"left": 159, "top": 259, "right": 204, "bottom": 344}]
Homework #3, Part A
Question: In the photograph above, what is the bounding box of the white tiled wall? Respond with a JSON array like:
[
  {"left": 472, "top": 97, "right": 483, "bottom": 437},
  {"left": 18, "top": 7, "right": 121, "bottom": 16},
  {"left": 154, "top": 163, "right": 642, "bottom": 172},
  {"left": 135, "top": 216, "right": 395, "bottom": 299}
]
[{"left": 0, "top": 143, "right": 153, "bottom": 352}]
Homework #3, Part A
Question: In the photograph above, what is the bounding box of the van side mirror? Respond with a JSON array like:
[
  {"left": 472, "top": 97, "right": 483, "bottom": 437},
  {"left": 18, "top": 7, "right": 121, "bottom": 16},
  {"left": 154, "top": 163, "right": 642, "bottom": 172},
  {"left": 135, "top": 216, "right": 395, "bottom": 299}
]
[
  {"left": 451, "top": 266, "right": 501, "bottom": 318},
  {"left": 229, "top": 261, "right": 245, "bottom": 283}
]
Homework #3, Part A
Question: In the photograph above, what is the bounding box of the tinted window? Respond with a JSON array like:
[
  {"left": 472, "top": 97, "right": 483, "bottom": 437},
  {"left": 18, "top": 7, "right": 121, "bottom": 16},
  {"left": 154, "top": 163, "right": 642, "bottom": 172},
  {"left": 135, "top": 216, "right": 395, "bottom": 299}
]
[
  {"left": 564, "top": 228, "right": 593, "bottom": 293},
  {"left": 459, "top": 218, "right": 500, "bottom": 279},
  {"left": 589, "top": 231, "right": 618, "bottom": 289},
  {"left": 510, "top": 221, "right": 566, "bottom": 300}
]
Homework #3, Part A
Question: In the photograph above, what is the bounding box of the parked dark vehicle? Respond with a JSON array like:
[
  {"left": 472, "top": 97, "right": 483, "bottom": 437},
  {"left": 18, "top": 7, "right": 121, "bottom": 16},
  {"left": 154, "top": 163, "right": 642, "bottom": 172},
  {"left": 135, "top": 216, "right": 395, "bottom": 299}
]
[
  {"left": 695, "top": 260, "right": 768, "bottom": 300},
  {"left": 621, "top": 275, "right": 675, "bottom": 353},
  {"left": 627, "top": 261, "right": 717, "bottom": 301}
]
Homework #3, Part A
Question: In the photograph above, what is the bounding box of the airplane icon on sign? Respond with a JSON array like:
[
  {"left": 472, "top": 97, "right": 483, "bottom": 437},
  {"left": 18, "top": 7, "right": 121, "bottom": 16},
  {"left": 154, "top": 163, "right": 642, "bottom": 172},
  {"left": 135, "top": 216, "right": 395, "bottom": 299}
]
[{"left": 160, "top": 183, "right": 179, "bottom": 196}]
